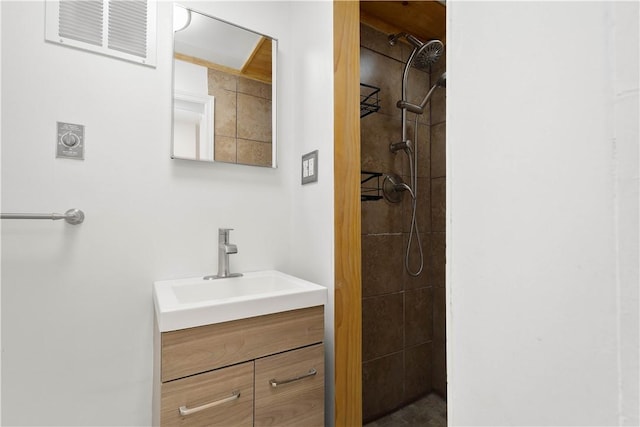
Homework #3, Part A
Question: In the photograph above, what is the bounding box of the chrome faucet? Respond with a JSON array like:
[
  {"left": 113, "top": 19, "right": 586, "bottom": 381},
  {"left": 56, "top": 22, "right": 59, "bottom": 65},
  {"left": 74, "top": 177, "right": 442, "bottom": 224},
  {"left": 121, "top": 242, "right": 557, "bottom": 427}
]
[{"left": 204, "top": 228, "right": 243, "bottom": 280}]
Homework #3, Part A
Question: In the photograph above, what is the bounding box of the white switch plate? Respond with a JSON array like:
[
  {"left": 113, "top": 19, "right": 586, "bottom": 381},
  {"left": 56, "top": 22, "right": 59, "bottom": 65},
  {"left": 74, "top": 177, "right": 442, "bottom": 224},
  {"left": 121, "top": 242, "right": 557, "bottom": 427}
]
[{"left": 302, "top": 150, "right": 318, "bottom": 184}]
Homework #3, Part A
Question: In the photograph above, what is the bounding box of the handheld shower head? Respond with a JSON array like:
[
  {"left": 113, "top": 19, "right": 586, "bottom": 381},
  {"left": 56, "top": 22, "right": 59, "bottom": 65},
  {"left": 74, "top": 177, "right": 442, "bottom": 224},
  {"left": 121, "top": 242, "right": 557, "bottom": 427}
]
[{"left": 396, "top": 71, "right": 447, "bottom": 114}]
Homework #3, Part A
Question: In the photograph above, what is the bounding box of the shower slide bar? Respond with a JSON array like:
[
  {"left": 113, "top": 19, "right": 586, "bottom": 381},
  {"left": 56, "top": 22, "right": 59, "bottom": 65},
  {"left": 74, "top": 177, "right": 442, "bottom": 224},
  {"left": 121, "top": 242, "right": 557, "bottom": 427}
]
[{"left": 1, "top": 208, "right": 85, "bottom": 225}]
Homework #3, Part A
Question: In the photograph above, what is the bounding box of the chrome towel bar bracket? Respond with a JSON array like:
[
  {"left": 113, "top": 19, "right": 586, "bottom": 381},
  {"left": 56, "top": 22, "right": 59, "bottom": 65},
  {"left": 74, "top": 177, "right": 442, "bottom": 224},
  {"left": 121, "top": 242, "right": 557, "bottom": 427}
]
[{"left": 1, "top": 208, "right": 85, "bottom": 225}]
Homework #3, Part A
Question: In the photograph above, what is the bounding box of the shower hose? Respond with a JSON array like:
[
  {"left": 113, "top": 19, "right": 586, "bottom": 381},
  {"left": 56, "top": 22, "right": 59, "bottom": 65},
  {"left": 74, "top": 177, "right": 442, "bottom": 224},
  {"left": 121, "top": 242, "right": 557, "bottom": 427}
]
[{"left": 405, "top": 114, "right": 424, "bottom": 277}]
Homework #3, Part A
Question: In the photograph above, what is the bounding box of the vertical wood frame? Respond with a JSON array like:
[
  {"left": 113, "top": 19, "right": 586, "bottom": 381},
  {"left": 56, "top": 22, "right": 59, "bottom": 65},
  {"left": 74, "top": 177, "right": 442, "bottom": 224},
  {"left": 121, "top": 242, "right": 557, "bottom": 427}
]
[{"left": 333, "top": 1, "right": 362, "bottom": 426}]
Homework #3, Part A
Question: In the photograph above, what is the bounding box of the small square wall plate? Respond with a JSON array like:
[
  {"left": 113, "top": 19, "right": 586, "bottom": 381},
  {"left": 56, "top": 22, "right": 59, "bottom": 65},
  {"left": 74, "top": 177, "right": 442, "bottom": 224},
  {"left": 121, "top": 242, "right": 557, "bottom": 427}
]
[
  {"left": 56, "top": 122, "right": 84, "bottom": 160},
  {"left": 302, "top": 150, "right": 318, "bottom": 184}
]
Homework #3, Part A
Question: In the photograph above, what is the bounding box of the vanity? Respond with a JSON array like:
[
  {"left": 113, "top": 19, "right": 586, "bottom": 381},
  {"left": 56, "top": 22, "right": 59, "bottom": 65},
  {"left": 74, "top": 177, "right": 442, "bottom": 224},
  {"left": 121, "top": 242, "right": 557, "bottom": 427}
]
[
  {"left": 152, "top": 271, "right": 327, "bottom": 426},
  {"left": 156, "top": 6, "right": 318, "bottom": 422}
]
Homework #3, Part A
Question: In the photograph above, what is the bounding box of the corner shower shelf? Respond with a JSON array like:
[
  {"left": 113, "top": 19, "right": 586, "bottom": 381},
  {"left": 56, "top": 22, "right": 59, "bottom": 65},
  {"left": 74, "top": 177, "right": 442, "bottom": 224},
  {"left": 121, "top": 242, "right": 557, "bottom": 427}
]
[
  {"left": 361, "top": 170, "right": 383, "bottom": 201},
  {"left": 360, "top": 83, "right": 381, "bottom": 118}
]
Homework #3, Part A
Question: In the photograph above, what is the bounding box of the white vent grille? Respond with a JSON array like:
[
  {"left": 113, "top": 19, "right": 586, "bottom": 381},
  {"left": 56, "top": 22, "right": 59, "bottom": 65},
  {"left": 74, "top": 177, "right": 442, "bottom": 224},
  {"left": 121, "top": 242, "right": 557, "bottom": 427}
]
[
  {"left": 108, "top": 1, "right": 147, "bottom": 58},
  {"left": 45, "top": 0, "right": 157, "bottom": 67},
  {"left": 58, "top": 1, "right": 103, "bottom": 46}
]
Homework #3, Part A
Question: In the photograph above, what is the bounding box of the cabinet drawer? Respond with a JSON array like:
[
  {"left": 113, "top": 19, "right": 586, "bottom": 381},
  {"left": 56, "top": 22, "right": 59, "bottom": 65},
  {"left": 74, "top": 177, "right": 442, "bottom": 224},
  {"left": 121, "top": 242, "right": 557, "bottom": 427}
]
[
  {"left": 161, "top": 361, "right": 253, "bottom": 427},
  {"left": 255, "top": 344, "right": 324, "bottom": 427},
  {"left": 162, "top": 306, "right": 323, "bottom": 382}
]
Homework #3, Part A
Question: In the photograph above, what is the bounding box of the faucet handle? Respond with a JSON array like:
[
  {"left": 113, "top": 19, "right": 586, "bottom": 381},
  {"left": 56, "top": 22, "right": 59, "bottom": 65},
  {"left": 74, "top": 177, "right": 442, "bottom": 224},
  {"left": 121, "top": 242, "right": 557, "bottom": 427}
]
[
  {"left": 219, "top": 228, "right": 233, "bottom": 241},
  {"left": 218, "top": 228, "right": 236, "bottom": 244}
]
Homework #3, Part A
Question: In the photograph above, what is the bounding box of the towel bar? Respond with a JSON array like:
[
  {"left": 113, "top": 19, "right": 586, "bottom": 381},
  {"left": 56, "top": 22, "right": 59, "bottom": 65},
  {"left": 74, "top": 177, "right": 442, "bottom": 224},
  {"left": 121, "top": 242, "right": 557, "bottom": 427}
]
[{"left": 1, "top": 208, "right": 85, "bottom": 225}]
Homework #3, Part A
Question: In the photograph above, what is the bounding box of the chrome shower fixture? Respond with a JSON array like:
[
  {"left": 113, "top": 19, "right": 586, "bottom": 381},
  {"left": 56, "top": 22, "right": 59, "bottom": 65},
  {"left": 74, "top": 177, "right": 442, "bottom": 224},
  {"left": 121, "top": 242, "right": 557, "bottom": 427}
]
[
  {"left": 387, "top": 31, "right": 445, "bottom": 278},
  {"left": 387, "top": 32, "right": 403, "bottom": 46},
  {"left": 390, "top": 139, "right": 413, "bottom": 154},
  {"left": 396, "top": 71, "right": 447, "bottom": 115},
  {"left": 412, "top": 39, "right": 444, "bottom": 70},
  {"left": 390, "top": 32, "right": 445, "bottom": 142},
  {"left": 382, "top": 173, "right": 414, "bottom": 203},
  {"left": 436, "top": 71, "right": 447, "bottom": 88},
  {"left": 388, "top": 32, "right": 444, "bottom": 70},
  {"left": 388, "top": 32, "right": 423, "bottom": 49}
]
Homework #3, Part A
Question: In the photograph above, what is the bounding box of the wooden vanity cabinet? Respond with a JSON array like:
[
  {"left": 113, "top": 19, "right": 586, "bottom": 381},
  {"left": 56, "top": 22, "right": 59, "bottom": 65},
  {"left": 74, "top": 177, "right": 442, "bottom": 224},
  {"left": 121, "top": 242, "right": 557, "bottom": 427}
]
[
  {"left": 153, "top": 306, "right": 324, "bottom": 427},
  {"left": 160, "top": 361, "right": 254, "bottom": 427},
  {"left": 255, "top": 343, "right": 324, "bottom": 426}
]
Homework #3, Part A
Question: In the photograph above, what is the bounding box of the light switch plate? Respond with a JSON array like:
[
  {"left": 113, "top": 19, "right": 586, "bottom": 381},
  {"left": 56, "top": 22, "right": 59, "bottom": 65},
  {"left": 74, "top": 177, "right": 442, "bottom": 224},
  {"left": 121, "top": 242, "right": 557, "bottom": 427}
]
[{"left": 302, "top": 150, "right": 318, "bottom": 185}]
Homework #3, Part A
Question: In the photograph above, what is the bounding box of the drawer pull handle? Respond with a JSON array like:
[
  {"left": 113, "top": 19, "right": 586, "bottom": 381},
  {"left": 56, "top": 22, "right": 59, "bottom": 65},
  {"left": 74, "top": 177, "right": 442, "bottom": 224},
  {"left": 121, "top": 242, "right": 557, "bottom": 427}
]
[
  {"left": 179, "top": 390, "right": 240, "bottom": 416},
  {"left": 269, "top": 368, "right": 318, "bottom": 388}
]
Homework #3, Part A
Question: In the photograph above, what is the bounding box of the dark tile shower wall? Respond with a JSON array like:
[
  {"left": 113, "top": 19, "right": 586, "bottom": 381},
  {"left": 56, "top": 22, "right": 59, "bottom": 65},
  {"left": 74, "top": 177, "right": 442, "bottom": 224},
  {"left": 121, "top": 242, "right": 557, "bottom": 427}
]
[
  {"left": 360, "top": 23, "right": 446, "bottom": 423},
  {"left": 207, "top": 69, "right": 273, "bottom": 166},
  {"left": 431, "top": 46, "right": 447, "bottom": 400}
]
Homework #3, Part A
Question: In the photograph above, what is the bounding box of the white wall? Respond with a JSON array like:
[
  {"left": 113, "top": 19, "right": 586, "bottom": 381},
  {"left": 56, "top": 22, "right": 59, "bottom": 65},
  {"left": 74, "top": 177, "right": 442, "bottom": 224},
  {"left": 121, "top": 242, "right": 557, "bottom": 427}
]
[
  {"left": 288, "top": 2, "right": 335, "bottom": 423},
  {"left": 612, "top": 2, "right": 640, "bottom": 425},
  {"left": 0, "top": 1, "right": 3, "bottom": 420},
  {"left": 448, "top": 2, "right": 639, "bottom": 426},
  {"left": 0, "top": 1, "right": 334, "bottom": 425},
  {"left": 172, "top": 59, "right": 210, "bottom": 159},
  {"left": 173, "top": 59, "right": 208, "bottom": 94}
]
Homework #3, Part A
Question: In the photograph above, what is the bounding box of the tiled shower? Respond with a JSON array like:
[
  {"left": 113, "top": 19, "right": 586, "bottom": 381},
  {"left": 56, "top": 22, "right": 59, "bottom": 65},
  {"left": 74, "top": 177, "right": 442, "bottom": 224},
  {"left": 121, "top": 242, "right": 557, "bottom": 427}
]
[{"left": 360, "top": 23, "right": 446, "bottom": 423}]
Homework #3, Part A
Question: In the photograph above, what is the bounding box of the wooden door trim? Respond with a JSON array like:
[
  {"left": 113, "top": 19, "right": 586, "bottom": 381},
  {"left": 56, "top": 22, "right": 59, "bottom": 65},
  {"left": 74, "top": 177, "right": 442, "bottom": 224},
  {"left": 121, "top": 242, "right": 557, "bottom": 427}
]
[{"left": 333, "top": 1, "right": 362, "bottom": 426}]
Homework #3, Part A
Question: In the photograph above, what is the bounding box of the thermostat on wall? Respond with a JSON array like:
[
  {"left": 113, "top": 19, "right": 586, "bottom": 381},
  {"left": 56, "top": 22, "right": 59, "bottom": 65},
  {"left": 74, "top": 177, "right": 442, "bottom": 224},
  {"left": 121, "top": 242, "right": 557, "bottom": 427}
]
[{"left": 56, "top": 122, "right": 85, "bottom": 160}]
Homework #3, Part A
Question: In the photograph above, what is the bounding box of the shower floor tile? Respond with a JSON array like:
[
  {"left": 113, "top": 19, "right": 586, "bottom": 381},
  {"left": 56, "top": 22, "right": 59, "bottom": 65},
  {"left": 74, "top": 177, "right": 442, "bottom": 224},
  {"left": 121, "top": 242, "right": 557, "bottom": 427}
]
[{"left": 364, "top": 393, "right": 447, "bottom": 427}]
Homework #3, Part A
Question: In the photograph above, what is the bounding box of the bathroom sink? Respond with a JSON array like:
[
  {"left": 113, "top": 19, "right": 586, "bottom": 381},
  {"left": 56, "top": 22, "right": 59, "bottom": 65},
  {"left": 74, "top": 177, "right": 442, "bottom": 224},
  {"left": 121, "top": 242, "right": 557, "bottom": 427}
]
[{"left": 153, "top": 270, "right": 327, "bottom": 331}]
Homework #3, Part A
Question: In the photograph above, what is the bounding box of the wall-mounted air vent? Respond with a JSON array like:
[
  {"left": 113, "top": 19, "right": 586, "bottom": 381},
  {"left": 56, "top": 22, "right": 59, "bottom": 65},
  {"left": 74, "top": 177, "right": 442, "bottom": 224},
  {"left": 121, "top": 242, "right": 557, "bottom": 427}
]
[
  {"left": 58, "top": 1, "right": 103, "bottom": 46},
  {"left": 45, "top": 0, "right": 157, "bottom": 67}
]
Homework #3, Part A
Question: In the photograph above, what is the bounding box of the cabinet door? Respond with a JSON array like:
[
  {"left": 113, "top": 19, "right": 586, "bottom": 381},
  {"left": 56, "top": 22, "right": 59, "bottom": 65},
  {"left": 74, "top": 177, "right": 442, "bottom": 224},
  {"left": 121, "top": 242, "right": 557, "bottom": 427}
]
[
  {"left": 161, "top": 361, "right": 253, "bottom": 427},
  {"left": 255, "top": 344, "right": 324, "bottom": 427}
]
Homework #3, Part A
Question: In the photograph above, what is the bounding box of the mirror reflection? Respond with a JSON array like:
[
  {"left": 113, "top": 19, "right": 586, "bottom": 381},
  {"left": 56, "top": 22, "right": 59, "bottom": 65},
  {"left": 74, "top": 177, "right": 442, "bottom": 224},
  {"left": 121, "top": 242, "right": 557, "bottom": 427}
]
[{"left": 172, "top": 5, "right": 276, "bottom": 167}]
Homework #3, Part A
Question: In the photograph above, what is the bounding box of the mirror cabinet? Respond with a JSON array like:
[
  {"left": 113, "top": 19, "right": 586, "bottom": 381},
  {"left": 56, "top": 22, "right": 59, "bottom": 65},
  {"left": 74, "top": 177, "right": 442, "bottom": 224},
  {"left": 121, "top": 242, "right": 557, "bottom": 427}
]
[{"left": 172, "top": 5, "right": 277, "bottom": 168}]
